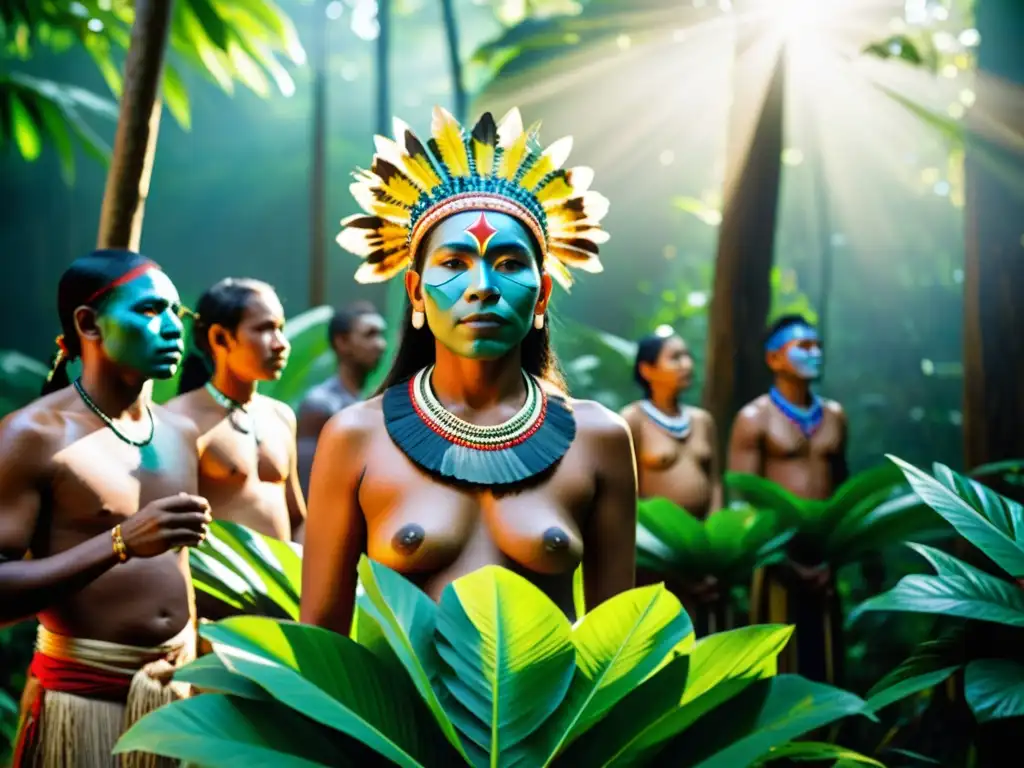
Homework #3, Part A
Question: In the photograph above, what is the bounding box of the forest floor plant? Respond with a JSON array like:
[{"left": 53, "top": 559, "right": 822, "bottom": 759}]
[{"left": 119, "top": 556, "right": 882, "bottom": 767}]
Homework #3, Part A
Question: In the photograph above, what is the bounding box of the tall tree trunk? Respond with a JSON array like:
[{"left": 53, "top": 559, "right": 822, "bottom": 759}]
[
  {"left": 96, "top": 0, "right": 174, "bottom": 251},
  {"left": 962, "top": 0, "right": 1024, "bottom": 474},
  {"left": 308, "top": 2, "right": 329, "bottom": 307},
  {"left": 439, "top": 0, "right": 466, "bottom": 121},
  {"left": 703, "top": 29, "right": 786, "bottom": 461},
  {"left": 376, "top": 0, "right": 391, "bottom": 135}
]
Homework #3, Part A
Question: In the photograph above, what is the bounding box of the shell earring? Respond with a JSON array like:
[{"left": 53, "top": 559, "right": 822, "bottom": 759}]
[
  {"left": 534, "top": 313, "right": 545, "bottom": 330},
  {"left": 412, "top": 310, "right": 425, "bottom": 330}
]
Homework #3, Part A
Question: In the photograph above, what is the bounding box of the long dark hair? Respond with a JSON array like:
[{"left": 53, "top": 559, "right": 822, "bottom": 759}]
[
  {"left": 633, "top": 332, "right": 673, "bottom": 399},
  {"left": 178, "top": 277, "right": 274, "bottom": 394},
  {"left": 41, "top": 249, "right": 159, "bottom": 396},
  {"left": 374, "top": 244, "right": 564, "bottom": 395}
]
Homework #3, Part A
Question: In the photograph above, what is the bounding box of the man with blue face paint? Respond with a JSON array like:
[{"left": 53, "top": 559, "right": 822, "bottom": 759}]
[
  {"left": 728, "top": 313, "right": 849, "bottom": 687},
  {"left": 1, "top": 250, "right": 211, "bottom": 767}
]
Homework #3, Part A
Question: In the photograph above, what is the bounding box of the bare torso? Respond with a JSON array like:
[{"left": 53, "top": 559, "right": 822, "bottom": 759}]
[
  {"left": 166, "top": 389, "right": 296, "bottom": 540},
  {"left": 24, "top": 390, "right": 199, "bottom": 646},
  {"left": 747, "top": 394, "right": 845, "bottom": 500},
  {"left": 623, "top": 403, "right": 717, "bottom": 518}
]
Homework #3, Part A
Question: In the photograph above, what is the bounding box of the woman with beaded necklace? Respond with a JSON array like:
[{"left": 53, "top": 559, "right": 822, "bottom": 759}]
[
  {"left": 301, "top": 106, "right": 636, "bottom": 634},
  {"left": 167, "top": 278, "right": 306, "bottom": 545},
  {"left": 620, "top": 329, "right": 723, "bottom": 623}
]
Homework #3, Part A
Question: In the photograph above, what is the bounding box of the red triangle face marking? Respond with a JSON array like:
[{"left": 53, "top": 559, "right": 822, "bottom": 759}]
[{"left": 464, "top": 212, "right": 498, "bottom": 254}]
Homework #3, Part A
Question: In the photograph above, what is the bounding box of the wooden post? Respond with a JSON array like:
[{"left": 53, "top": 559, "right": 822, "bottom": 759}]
[{"left": 96, "top": 0, "right": 174, "bottom": 251}]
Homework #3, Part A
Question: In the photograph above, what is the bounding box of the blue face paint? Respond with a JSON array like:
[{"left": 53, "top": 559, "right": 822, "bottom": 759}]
[
  {"left": 419, "top": 210, "right": 541, "bottom": 360},
  {"left": 95, "top": 270, "right": 185, "bottom": 378},
  {"left": 765, "top": 322, "right": 822, "bottom": 381}
]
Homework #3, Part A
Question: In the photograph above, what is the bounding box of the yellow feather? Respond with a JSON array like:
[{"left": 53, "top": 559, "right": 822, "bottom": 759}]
[
  {"left": 431, "top": 106, "right": 471, "bottom": 177},
  {"left": 355, "top": 249, "right": 411, "bottom": 284},
  {"left": 379, "top": 172, "right": 420, "bottom": 207},
  {"left": 543, "top": 256, "right": 574, "bottom": 290},
  {"left": 498, "top": 132, "right": 529, "bottom": 181},
  {"left": 472, "top": 139, "right": 495, "bottom": 176},
  {"left": 520, "top": 156, "right": 554, "bottom": 192},
  {"left": 535, "top": 177, "right": 573, "bottom": 205},
  {"left": 350, "top": 183, "right": 410, "bottom": 224}
]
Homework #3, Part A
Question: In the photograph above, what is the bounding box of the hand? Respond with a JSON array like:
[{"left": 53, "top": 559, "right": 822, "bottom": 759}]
[{"left": 118, "top": 493, "right": 212, "bottom": 559}]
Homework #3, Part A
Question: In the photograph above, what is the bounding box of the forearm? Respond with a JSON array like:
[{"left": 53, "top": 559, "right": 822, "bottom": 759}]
[{"left": 0, "top": 531, "right": 119, "bottom": 626}]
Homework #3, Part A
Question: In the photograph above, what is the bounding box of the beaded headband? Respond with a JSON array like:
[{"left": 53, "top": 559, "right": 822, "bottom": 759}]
[{"left": 336, "top": 106, "right": 611, "bottom": 290}]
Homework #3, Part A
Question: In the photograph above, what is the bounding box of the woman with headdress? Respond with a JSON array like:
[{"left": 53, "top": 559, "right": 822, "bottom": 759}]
[
  {"left": 620, "top": 328, "right": 723, "bottom": 626},
  {"left": 166, "top": 278, "right": 306, "bottom": 544},
  {"left": 300, "top": 106, "right": 636, "bottom": 634}
]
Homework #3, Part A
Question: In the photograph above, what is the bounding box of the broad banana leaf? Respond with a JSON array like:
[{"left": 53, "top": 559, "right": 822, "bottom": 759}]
[
  {"left": 189, "top": 520, "right": 301, "bottom": 619},
  {"left": 636, "top": 499, "right": 794, "bottom": 585},
  {"left": 889, "top": 455, "right": 1024, "bottom": 578},
  {"left": 724, "top": 465, "right": 943, "bottom": 565},
  {"left": 121, "top": 559, "right": 870, "bottom": 766}
]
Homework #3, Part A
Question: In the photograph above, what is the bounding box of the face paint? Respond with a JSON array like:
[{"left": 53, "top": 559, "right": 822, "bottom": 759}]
[
  {"left": 95, "top": 270, "right": 185, "bottom": 378},
  {"left": 786, "top": 344, "right": 823, "bottom": 380},
  {"left": 419, "top": 210, "right": 541, "bottom": 360}
]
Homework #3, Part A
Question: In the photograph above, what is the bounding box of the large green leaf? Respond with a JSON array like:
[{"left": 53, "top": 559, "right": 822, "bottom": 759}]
[
  {"left": 601, "top": 625, "right": 794, "bottom": 765},
  {"left": 173, "top": 653, "right": 271, "bottom": 701},
  {"left": 933, "top": 463, "right": 1024, "bottom": 544},
  {"left": 673, "top": 676, "right": 871, "bottom": 768},
  {"left": 435, "top": 565, "right": 577, "bottom": 767},
  {"left": 754, "top": 741, "right": 884, "bottom": 766},
  {"left": 354, "top": 557, "right": 465, "bottom": 757},
  {"left": 888, "top": 455, "right": 1024, "bottom": 577},
  {"left": 554, "top": 654, "right": 691, "bottom": 767},
  {"left": 539, "top": 584, "right": 692, "bottom": 761},
  {"left": 724, "top": 473, "right": 808, "bottom": 522},
  {"left": 202, "top": 617, "right": 453, "bottom": 767},
  {"left": 964, "top": 659, "right": 1024, "bottom": 723},
  {"left": 864, "top": 629, "right": 964, "bottom": 713},
  {"left": 114, "top": 693, "right": 350, "bottom": 767},
  {"left": 829, "top": 492, "right": 947, "bottom": 562},
  {"left": 854, "top": 568, "right": 1024, "bottom": 628},
  {"left": 189, "top": 520, "right": 301, "bottom": 619}
]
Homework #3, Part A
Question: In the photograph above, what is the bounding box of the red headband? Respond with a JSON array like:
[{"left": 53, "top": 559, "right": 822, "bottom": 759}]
[{"left": 84, "top": 261, "right": 160, "bottom": 305}]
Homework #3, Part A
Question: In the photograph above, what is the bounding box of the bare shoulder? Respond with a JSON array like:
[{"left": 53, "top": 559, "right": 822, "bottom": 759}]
[
  {"left": 618, "top": 400, "right": 644, "bottom": 421},
  {"left": 261, "top": 395, "right": 297, "bottom": 432},
  {"left": 687, "top": 405, "right": 716, "bottom": 427},
  {"left": 0, "top": 391, "right": 76, "bottom": 468},
  {"left": 734, "top": 395, "right": 770, "bottom": 428},
  {"left": 571, "top": 399, "right": 632, "bottom": 450},
  {"left": 161, "top": 388, "right": 204, "bottom": 417},
  {"left": 822, "top": 398, "right": 847, "bottom": 428},
  {"left": 321, "top": 396, "right": 384, "bottom": 443},
  {"left": 152, "top": 402, "right": 201, "bottom": 442}
]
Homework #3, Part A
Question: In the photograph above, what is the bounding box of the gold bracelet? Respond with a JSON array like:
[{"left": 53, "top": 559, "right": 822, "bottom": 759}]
[{"left": 111, "top": 525, "right": 129, "bottom": 563}]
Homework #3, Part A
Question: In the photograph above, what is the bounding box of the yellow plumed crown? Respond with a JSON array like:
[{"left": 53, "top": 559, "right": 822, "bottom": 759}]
[{"left": 336, "top": 105, "right": 610, "bottom": 289}]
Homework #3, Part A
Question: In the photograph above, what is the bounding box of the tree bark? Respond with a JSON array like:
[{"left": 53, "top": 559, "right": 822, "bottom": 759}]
[
  {"left": 96, "top": 0, "right": 174, "bottom": 251},
  {"left": 703, "top": 28, "right": 786, "bottom": 462},
  {"left": 439, "top": 0, "right": 467, "bottom": 121},
  {"left": 962, "top": 0, "right": 1024, "bottom": 474},
  {"left": 376, "top": 0, "right": 391, "bottom": 136},
  {"left": 308, "top": 2, "right": 329, "bottom": 307}
]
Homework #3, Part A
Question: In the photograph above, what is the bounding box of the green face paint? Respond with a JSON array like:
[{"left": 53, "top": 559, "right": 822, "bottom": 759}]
[
  {"left": 419, "top": 210, "right": 541, "bottom": 360},
  {"left": 95, "top": 270, "right": 185, "bottom": 378}
]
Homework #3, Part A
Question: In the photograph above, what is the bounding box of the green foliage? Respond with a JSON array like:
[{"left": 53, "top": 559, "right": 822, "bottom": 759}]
[
  {"left": 724, "top": 464, "right": 946, "bottom": 566},
  {"left": 1, "top": 0, "right": 305, "bottom": 179},
  {"left": 0, "top": 349, "right": 48, "bottom": 419},
  {"left": 119, "top": 557, "right": 872, "bottom": 766},
  {"left": 636, "top": 500, "right": 794, "bottom": 585},
  {"left": 189, "top": 519, "right": 302, "bottom": 619},
  {"left": 854, "top": 457, "right": 1024, "bottom": 725}
]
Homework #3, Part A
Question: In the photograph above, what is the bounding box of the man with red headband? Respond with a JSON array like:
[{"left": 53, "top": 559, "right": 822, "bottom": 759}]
[{"left": 1, "top": 249, "right": 211, "bottom": 767}]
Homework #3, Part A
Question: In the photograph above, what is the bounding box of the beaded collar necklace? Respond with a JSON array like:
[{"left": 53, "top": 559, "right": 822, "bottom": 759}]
[
  {"left": 73, "top": 378, "right": 155, "bottom": 447},
  {"left": 769, "top": 386, "right": 824, "bottom": 438},
  {"left": 640, "top": 400, "right": 692, "bottom": 440},
  {"left": 205, "top": 382, "right": 261, "bottom": 445},
  {"left": 382, "top": 366, "right": 576, "bottom": 486}
]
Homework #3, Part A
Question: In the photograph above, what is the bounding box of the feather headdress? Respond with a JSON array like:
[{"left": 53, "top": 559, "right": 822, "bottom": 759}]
[{"left": 336, "top": 106, "right": 610, "bottom": 289}]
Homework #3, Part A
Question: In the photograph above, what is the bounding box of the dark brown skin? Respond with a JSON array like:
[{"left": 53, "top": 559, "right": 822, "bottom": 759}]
[
  {"left": 0, "top": 381, "right": 210, "bottom": 644},
  {"left": 728, "top": 356, "right": 848, "bottom": 590},
  {"left": 301, "top": 264, "right": 637, "bottom": 636},
  {"left": 296, "top": 312, "right": 386, "bottom": 498},
  {"left": 166, "top": 291, "right": 305, "bottom": 543}
]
